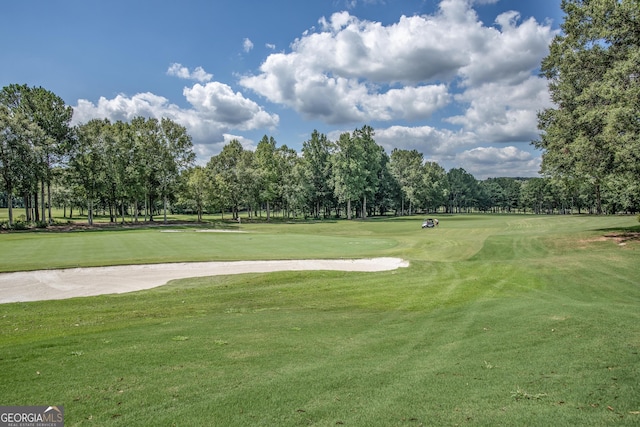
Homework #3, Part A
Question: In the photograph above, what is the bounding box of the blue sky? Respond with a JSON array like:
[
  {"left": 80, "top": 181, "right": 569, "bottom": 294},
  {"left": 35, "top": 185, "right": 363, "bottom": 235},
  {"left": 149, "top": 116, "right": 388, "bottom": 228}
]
[{"left": 0, "top": 0, "right": 564, "bottom": 179}]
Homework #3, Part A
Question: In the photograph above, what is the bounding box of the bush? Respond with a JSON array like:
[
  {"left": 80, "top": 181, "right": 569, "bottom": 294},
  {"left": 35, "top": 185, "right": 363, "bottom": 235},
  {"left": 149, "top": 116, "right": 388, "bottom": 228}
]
[{"left": 12, "top": 221, "right": 29, "bottom": 230}]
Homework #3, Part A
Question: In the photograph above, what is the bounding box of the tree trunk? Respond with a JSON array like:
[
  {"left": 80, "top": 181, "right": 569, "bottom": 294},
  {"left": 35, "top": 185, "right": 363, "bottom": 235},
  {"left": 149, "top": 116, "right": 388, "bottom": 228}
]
[
  {"left": 595, "top": 183, "right": 602, "bottom": 215},
  {"left": 24, "top": 193, "right": 30, "bottom": 222},
  {"left": 47, "top": 181, "right": 52, "bottom": 224},
  {"left": 40, "top": 180, "right": 46, "bottom": 224},
  {"left": 88, "top": 199, "right": 93, "bottom": 225},
  {"left": 7, "top": 192, "right": 13, "bottom": 227},
  {"left": 347, "top": 199, "right": 352, "bottom": 220},
  {"left": 362, "top": 195, "right": 367, "bottom": 219},
  {"left": 163, "top": 194, "right": 168, "bottom": 224}
]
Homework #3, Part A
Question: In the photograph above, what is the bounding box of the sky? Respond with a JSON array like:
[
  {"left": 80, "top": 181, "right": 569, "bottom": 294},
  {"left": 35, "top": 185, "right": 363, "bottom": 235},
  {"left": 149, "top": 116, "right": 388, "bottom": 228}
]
[{"left": 0, "top": 0, "right": 565, "bottom": 179}]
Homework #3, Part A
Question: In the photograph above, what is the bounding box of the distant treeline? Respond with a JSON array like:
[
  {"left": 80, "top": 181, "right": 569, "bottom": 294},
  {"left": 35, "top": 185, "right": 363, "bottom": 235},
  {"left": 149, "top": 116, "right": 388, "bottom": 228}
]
[{"left": 2, "top": 83, "right": 638, "bottom": 229}]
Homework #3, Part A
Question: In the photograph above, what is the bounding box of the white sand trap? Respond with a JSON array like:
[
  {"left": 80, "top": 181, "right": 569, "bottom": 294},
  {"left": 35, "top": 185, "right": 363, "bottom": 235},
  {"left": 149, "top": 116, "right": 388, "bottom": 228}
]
[
  {"left": 195, "top": 229, "right": 247, "bottom": 233},
  {"left": 0, "top": 258, "right": 409, "bottom": 303},
  {"left": 160, "top": 229, "right": 247, "bottom": 233}
]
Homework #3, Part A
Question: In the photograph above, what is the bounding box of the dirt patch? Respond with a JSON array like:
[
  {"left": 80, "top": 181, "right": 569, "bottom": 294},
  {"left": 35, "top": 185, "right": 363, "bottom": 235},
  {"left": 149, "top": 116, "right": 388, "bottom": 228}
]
[
  {"left": 579, "top": 232, "right": 640, "bottom": 247},
  {"left": 603, "top": 232, "right": 640, "bottom": 245}
]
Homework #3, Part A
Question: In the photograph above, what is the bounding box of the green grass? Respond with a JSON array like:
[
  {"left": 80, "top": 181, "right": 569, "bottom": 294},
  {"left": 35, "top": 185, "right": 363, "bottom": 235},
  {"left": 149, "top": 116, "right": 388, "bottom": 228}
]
[{"left": 1, "top": 214, "right": 639, "bottom": 426}]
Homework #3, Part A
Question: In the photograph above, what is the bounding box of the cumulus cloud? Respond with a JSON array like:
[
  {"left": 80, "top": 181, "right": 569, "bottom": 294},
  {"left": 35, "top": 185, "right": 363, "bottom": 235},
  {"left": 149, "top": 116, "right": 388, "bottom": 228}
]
[
  {"left": 447, "top": 76, "right": 552, "bottom": 142},
  {"left": 167, "top": 63, "right": 213, "bottom": 83},
  {"left": 456, "top": 146, "right": 540, "bottom": 178},
  {"left": 72, "top": 0, "right": 555, "bottom": 176},
  {"left": 72, "top": 80, "right": 278, "bottom": 148},
  {"left": 374, "top": 125, "right": 476, "bottom": 157},
  {"left": 193, "top": 133, "right": 257, "bottom": 164},
  {"left": 240, "top": 0, "right": 556, "bottom": 135},
  {"left": 458, "top": 11, "right": 555, "bottom": 87},
  {"left": 72, "top": 93, "right": 186, "bottom": 125}
]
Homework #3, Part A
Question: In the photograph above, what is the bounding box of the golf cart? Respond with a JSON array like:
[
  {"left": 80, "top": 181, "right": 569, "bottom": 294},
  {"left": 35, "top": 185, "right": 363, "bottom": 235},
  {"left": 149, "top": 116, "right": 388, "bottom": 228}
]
[{"left": 422, "top": 218, "right": 435, "bottom": 228}]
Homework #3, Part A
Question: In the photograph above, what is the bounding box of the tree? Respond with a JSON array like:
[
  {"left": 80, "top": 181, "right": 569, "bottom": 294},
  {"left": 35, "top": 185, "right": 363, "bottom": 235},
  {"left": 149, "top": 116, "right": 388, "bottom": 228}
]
[
  {"left": 255, "top": 135, "right": 279, "bottom": 221},
  {"left": 482, "top": 177, "right": 522, "bottom": 212},
  {"left": 446, "top": 168, "right": 480, "bottom": 213},
  {"left": 131, "top": 117, "right": 194, "bottom": 223},
  {"left": 110, "top": 120, "right": 141, "bottom": 223},
  {"left": 26, "top": 86, "right": 74, "bottom": 224},
  {"left": 535, "top": 0, "right": 640, "bottom": 214},
  {"left": 332, "top": 132, "right": 365, "bottom": 219},
  {"left": 372, "top": 149, "right": 398, "bottom": 216},
  {"left": 390, "top": 149, "right": 424, "bottom": 215},
  {"left": 71, "top": 119, "right": 110, "bottom": 225},
  {"left": 0, "top": 84, "right": 73, "bottom": 224},
  {"left": 158, "top": 118, "right": 195, "bottom": 223},
  {"left": 276, "top": 144, "right": 302, "bottom": 218},
  {"left": 0, "top": 105, "right": 42, "bottom": 226},
  {"left": 207, "top": 139, "right": 244, "bottom": 219},
  {"left": 353, "top": 125, "right": 381, "bottom": 219},
  {"left": 421, "top": 162, "right": 447, "bottom": 212},
  {"left": 180, "top": 166, "right": 211, "bottom": 222},
  {"left": 301, "top": 130, "right": 333, "bottom": 218}
]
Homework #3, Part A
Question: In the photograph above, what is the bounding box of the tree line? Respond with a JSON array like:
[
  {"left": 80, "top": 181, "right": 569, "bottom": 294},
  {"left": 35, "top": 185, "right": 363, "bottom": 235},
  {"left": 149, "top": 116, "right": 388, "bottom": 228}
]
[
  {"left": 1, "top": 82, "right": 637, "bottom": 230},
  {"left": 2, "top": 0, "right": 639, "bottom": 228}
]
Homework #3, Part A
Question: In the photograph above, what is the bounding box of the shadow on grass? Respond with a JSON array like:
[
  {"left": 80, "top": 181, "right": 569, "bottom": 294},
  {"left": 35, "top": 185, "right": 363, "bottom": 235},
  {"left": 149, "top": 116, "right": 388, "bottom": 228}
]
[{"left": 10, "top": 220, "right": 243, "bottom": 234}]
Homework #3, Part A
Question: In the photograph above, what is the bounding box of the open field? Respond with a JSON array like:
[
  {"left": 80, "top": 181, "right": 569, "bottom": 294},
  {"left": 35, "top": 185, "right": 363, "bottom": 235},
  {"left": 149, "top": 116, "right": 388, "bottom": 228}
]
[{"left": 1, "top": 214, "right": 639, "bottom": 426}]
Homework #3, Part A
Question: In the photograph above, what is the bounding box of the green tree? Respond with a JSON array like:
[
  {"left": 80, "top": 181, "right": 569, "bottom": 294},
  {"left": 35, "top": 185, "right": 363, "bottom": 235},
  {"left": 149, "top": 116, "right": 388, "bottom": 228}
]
[
  {"left": 446, "top": 168, "right": 480, "bottom": 213},
  {"left": 535, "top": 0, "right": 640, "bottom": 214},
  {"left": 255, "top": 135, "right": 279, "bottom": 221},
  {"left": 71, "top": 119, "right": 110, "bottom": 225},
  {"left": 276, "top": 144, "right": 302, "bottom": 218},
  {"left": 0, "top": 105, "right": 43, "bottom": 226},
  {"left": 301, "top": 130, "right": 333, "bottom": 218},
  {"left": 110, "top": 121, "right": 140, "bottom": 223},
  {"left": 372, "top": 149, "right": 398, "bottom": 216},
  {"left": 26, "top": 86, "right": 74, "bottom": 224},
  {"left": 332, "top": 132, "right": 365, "bottom": 220},
  {"left": 180, "top": 166, "right": 212, "bottom": 222},
  {"left": 0, "top": 84, "right": 73, "bottom": 224},
  {"left": 131, "top": 117, "right": 194, "bottom": 223},
  {"left": 390, "top": 149, "right": 424, "bottom": 215},
  {"left": 353, "top": 125, "right": 382, "bottom": 219},
  {"left": 158, "top": 118, "right": 195, "bottom": 223},
  {"left": 421, "top": 161, "right": 447, "bottom": 212},
  {"left": 207, "top": 139, "right": 244, "bottom": 219}
]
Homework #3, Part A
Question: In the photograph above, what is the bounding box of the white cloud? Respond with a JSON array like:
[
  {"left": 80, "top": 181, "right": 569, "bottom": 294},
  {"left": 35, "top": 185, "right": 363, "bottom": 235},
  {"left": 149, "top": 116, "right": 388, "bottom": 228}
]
[
  {"left": 447, "top": 75, "right": 551, "bottom": 142},
  {"left": 239, "top": 0, "right": 556, "bottom": 131},
  {"left": 243, "top": 38, "right": 254, "bottom": 52},
  {"left": 72, "top": 81, "right": 279, "bottom": 148},
  {"left": 72, "top": 93, "right": 186, "bottom": 124},
  {"left": 456, "top": 146, "right": 540, "bottom": 178},
  {"left": 193, "top": 133, "right": 257, "bottom": 165},
  {"left": 458, "top": 11, "right": 555, "bottom": 87},
  {"left": 167, "top": 63, "right": 213, "bottom": 83},
  {"left": 71, "top": 0, "right": 556, "bottom": 174},
  {"left": 374, "top": 125, "right": 476, "bottom": 158}
]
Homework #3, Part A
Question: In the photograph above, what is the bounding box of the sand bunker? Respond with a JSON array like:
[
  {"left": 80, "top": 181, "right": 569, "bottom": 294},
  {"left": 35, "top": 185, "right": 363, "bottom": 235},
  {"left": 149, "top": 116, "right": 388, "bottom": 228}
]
[{"left": 0, "top": 258, "right": 409, "bottom": 303}]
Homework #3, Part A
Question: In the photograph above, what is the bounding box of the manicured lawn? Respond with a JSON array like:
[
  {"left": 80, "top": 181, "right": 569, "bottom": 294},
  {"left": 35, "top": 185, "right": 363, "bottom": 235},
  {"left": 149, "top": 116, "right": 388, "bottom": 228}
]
[{"left": 1, "top": 214, "right": 639, "bottom": 426}]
